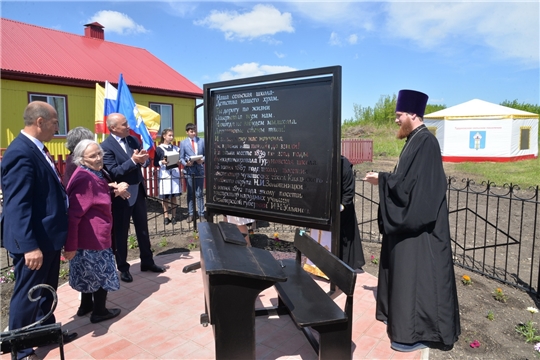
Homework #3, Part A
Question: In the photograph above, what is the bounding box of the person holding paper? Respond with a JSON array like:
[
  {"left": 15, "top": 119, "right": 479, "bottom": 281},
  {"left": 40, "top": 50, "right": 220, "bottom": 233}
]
[
  {"left": 180, "top": 123, "right": 205, "bottom": 223},
  {"left": 101, "top": 113, "right": 166, "bottom": 283},
  {"left": 154, "top": 128, "right": 182, "bottom": 225}
]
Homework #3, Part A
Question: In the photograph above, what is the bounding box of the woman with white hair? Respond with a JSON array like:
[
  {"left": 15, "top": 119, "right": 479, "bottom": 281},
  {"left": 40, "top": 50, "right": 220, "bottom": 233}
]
[
  {"left": 63, "top": 139, "right": 127, "bottom": 324},
  {"left": 62, "top": 126, "right": 94, "bottom": 186}
]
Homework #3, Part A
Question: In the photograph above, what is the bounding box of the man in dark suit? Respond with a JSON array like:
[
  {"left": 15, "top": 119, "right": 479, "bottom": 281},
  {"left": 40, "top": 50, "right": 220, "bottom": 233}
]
[
  {"left": 179, "top": 123, "right": 205, "bottom": 222},
  {"left": 1, "top": 101, "right": 77, "bottom": 360},
  {"left": 101, "top": 113, "right": 165, "bottom": 283}
]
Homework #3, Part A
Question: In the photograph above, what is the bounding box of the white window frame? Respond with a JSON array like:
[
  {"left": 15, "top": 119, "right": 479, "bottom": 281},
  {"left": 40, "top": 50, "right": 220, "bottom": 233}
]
[
  {"left": 29, "top": 93, "right": 67, "bottom": 136},
  {"left": 149, "top": 103, "right": 173, "bottom": 135}
]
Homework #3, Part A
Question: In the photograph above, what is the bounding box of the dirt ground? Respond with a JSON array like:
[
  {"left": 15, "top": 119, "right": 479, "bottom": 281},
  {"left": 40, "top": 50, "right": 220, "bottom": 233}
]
[
  {"left": 357, "top": 159, "right": 540, "bottom": 360},
  {"left": 2, "top": 158, "right": 540, "bottom": 359}
]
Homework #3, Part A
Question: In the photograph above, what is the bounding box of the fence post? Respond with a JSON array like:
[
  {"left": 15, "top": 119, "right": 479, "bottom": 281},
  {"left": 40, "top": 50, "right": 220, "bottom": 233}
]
[{"left": 192, "top": 173, "right": 197, "bottom": 231}]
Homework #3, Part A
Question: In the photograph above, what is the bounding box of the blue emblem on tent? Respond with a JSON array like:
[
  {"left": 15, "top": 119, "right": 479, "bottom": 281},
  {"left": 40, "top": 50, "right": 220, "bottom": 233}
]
[{"left": 469, "top": 131, "right": 486, "bottom": 150}]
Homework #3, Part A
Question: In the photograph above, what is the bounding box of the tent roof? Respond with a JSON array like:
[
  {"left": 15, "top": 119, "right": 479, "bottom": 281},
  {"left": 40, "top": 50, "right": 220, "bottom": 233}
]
[{"left": 425, "top": 99, "right": 538, "bottom": 119}]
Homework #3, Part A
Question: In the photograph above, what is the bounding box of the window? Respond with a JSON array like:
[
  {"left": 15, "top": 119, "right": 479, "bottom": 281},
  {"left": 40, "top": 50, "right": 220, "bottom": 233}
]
[
  {"left": 519, "top": 127, "right": 531, "bottom": 150},
  {"left": 149, "top": 103, "right": 173, "bottom": 135},
  {"left": 29, "top": 94, "right": 67, "bottom": 136}
]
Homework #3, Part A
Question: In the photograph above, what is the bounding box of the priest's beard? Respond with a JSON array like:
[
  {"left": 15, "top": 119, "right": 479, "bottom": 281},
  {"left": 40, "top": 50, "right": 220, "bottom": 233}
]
[{"left": 397, "top": 118, "right": 413, "bottom": 139}]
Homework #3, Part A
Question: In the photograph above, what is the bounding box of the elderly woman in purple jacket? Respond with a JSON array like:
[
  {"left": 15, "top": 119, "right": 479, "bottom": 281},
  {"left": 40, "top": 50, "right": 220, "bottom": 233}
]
[{"left": 63, "top": 139, "right": 128, "bottom": 324}]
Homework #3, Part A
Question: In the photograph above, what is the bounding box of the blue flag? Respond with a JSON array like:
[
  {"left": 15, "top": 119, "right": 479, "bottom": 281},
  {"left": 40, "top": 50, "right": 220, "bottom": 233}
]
[{"left": 116, "top": 73, "right": 154, "bottom": 151}]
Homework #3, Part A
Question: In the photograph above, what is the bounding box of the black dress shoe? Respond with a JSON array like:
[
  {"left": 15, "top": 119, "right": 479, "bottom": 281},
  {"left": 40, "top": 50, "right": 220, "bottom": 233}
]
[
  {"left": 62, "top": 332, "right": 78, "bottom": 343},
  {"left": 141, "top": 264, "right": 166, "bottom": 273},
  {"left": 90, "top": 308, "right": 121, "bottom": 324},
  {"left": 186, "top": 215, "right": 193, "bottom": 223},
  {"left": 163, "top": 217, "right": 171, "bottom": 225},
  {"left": 120, "top": 270, "right": 133, "bottom": 282}
]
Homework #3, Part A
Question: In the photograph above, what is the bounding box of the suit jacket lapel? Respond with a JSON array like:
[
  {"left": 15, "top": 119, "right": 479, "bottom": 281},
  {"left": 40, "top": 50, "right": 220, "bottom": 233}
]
[
  {"left": 107, "top": 135, "right": 131, "bottom": 162},
  {"left": 20, "top": 135, "right": 65, "bottom": 190},
  {"left": 125, "top": 137, "right": 135, "bottom": 157},
  {"left": 22, "top": 136, "right": 56, "bottom": 178}
]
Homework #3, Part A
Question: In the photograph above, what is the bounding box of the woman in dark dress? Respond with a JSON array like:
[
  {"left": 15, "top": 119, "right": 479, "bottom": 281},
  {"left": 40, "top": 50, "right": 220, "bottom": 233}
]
[{"left": 339, "top": 155, "right": 365, "bottom": 270}]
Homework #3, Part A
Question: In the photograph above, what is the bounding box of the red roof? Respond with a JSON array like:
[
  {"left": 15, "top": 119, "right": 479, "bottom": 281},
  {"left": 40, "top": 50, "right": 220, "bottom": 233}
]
[{"left": 0, "top": 18, "right": 202, "bottom": 98}]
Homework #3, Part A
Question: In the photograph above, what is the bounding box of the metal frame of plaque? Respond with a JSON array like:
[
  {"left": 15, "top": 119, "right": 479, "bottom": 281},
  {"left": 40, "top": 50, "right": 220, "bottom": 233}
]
[{"left": 204, "top": 66, "right": 341, "bottom": 253}]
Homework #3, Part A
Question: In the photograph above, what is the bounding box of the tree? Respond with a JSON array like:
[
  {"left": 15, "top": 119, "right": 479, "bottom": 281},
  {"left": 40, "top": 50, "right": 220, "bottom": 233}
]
[
  {"left": 346, "top": 94, "right": 446, "bottom": 125},
  {"left": 425, "top": 104, "right": 446, "bottom": 114},
  {"left": 501, "top": 100, "right": 540, "bottom": 139},
  {"left": 500, "top": 100, "right": 540, "bottom": 117}
]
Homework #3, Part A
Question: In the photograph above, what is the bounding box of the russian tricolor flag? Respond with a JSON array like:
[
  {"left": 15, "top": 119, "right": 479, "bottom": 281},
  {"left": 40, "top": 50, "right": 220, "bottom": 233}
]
[
  {"left": 104, "top": 81, "right": 117, "bottom": 125},
  {"left": 94, "top": 81, "right": 117, "bottom": 135},
  {"left": 95, "top": 76, "right": 160, "bottom": 150}
]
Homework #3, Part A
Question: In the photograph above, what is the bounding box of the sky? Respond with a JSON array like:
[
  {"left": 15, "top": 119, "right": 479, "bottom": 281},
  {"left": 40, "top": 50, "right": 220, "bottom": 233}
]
[{"left": 2, "top": 1, "right": 539, "bottom": 130}]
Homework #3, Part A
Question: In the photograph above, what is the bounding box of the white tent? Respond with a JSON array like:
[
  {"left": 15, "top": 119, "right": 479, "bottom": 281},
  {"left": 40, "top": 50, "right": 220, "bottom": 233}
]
[{"left": 424, "top": 99, "right": 538, "bottom": 162}]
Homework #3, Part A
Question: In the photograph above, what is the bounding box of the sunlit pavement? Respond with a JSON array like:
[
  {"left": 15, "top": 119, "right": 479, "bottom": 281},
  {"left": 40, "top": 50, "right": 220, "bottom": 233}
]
[{"left": 4, "top": 251, "right": 424, "bottom": 360}]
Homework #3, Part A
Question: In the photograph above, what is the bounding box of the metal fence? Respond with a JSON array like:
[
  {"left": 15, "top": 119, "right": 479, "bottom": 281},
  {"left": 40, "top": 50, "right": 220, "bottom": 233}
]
[
  {"left": 355, "top": 174, "right": 540, "bottom": 295},
  {"left": 341, "top": 139, "right": 373, "bottom": 164},
  {"left": 2, "top": 171, "right": 540, "bottom": 297}
]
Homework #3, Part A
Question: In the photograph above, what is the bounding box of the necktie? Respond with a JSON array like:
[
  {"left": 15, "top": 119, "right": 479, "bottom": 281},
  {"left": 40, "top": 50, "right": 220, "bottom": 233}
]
[
  {"left": 43, "top": 145, "right": 63, "bottom": 184},
  {"left": 120, "top": 137, "right": 128, "bottom": 153},
  {"left": 191, "top": 139, "right": 196, "bottom": 153}
]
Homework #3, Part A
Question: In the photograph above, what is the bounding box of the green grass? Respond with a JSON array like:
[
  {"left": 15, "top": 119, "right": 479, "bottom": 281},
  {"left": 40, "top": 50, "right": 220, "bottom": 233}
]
[
  {"left": 343, "top": 122, "right": 404, "bottom": 157},
  {"left": 453, "top": 157, "right": 540, "bottom": 189},
  {"left": 344, "top": 122, "right": 540, "bottom": 188}
]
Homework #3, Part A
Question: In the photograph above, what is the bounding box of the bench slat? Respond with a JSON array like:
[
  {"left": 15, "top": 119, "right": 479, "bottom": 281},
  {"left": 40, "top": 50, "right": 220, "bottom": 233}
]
[
  {"left": 275, "top": 259, "right": 347, "bottom": 328},
  {"left": 294, "top": 230, "right": 356, "bottom": 296}
]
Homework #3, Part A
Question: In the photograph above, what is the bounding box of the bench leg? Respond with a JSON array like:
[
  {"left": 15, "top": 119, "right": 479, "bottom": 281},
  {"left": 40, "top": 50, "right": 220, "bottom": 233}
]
[
  {"left": 255, "top": 295, "right": 289, "bottom": 317},
  {"left": 313, "top": 322, "right": 352, "bottom": 360}
]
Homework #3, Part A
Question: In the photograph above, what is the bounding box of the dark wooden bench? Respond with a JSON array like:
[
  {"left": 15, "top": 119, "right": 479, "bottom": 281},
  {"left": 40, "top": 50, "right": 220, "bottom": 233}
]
[
  {"left": 263, "top": 228, "right": 357, "bottom": 359},
  {"left": 0, "top": 284, "right": 66, "bottom": 360}
]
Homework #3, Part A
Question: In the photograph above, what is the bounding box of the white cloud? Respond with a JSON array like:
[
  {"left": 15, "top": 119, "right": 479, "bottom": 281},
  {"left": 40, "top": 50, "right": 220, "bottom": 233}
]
[
  {"left": 165, "top": 2, "right": 198, "bottom": 17},
  {"left": 87, "top": 10, "right": 147, "bottom": 35},
  {"left": 219, "top": 62, "right": 297, "bottom": 80},
  {"left": 384, "top": 2, "right": 539, "bottom": 66},
  {"left": 329, "top": 32, "right": 340, "bottom": 46},
  {"left": 329, "top": 32, "right": 358, "bottom": 46},
  {"left": 195, "top": 4, "right": 294, "bottom": 41},
  {"left": 288, "top": 2, "right": 376, "bottom": 32},
  {"left": 275, "top": 51, "right": 286, "bottom": 59}
]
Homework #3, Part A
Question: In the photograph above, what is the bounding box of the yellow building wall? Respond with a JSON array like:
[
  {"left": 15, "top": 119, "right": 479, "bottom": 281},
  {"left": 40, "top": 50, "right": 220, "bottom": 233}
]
[{"left": 1, "top": 79, "right": 197, "bottom": 158}]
